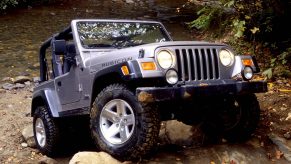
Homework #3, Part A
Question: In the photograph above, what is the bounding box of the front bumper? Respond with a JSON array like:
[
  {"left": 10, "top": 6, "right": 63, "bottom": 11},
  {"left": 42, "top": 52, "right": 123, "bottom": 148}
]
[{"left": 136, "top": 80, "right": 267, "bottom": 103}]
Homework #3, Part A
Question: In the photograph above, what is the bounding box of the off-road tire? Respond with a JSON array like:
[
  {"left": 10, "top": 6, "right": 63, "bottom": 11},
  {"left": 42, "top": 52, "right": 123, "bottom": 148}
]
[
  {"left": 202, "top": 94, "right": 260, "bottom": 142},
  {"left": 33, "top": 106, "right": 60, "bottom": 157},
  {"left": 90, "top": 84, "right": 160, "bottom": 160}
]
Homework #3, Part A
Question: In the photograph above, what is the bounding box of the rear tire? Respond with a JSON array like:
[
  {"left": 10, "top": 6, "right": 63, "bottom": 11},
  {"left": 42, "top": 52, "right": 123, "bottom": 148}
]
[
  {"left": 33, "top": 106, "right": 60, "bottom": 157},
  {"left": 201, "top": 94, "right": 260, "bottom": 142},
  {"left": 90, "top": 84, "right": 160, "bottom": 160}
]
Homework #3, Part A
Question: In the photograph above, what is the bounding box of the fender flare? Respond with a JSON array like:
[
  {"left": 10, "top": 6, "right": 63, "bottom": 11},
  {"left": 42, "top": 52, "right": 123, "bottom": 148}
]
[
  {"left": 93, "top": 60, "right": 143, "bottom": 82},
  {"left": 90, "top": 60, "right": 143, "bottom": 104},
  {"left": 31, "top": 89, "right": 62, "bottom": 117}
]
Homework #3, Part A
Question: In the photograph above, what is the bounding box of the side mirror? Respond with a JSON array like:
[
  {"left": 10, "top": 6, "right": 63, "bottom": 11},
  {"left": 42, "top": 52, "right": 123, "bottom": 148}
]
[{"left": 52, "top": 40, "right": 66, "bottom": 55}]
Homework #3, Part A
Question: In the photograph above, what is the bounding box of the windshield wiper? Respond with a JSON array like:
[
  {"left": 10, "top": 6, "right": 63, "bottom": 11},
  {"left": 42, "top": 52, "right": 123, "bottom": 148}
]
[
  {"left": 125, "top": 43, "right": 145, "bottom": 47},
  {"left": 85, "top": 43, "right": 115, "bottom": 48}
]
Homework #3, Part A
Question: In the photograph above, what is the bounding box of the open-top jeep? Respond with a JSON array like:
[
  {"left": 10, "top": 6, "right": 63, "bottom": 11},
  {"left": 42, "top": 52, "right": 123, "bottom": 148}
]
[{"left": 31, "top": 19, "right": 267, "bottom": 160}]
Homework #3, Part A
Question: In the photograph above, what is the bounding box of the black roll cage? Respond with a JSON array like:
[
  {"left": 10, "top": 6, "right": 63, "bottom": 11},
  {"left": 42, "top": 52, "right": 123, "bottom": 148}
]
[{"left": 39, "top": 26, "right": 72, "bottom": 82}]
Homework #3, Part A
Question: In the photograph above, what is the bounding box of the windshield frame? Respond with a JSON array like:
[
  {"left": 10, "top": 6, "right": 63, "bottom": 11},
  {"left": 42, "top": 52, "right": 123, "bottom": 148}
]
[{"left": 72, "top": 19, "right": 172, "bottom": 50}]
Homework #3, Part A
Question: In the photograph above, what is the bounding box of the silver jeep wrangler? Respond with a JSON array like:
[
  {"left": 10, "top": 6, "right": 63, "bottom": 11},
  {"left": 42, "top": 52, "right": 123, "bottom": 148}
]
[{"left": 31, "top": 19, "right": 267, "bottom": 160}]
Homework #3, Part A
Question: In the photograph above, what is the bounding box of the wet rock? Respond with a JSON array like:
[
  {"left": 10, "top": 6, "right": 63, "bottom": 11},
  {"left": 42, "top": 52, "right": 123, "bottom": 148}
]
[
  {"left": 86, "top": 9, "right": 93, "bottom": 13},
  {"left": 24, "top": 81, "right": 31, "bottom": 86},
  {"left": 246, "top": 137, "right": 261, "bottom": 148},
  {"left": 143, "top": 15, "right": 151, "bottom": 18},
  {"left": 21, "top": 142, "right": 28, "bottom": 148},
  {"left": 13, "top": 151, "right": 31, "bottom": 159},
  {"left": 159, "top": 120, "right": 193, "bottom": 146},
  {"left": 269, "top": 134, "right": 291, "bottom": 162},
  {"left": 286, "top": 113, "right": 291, "bottom": 121},
  {"left": 1, "top": 77, "right": 11, "bottom": 82},
  {"left": 0, "top": 89, "right": 5, "bottom": 93},
  {"left": 284, "top": 132, "right": 291, "bottom": 140},
  {"left": 125, "top": 0, "right": 134, "bottom": 4},
  {"left": 38, "top": 155, "right": 58, "bottom": 164},
  {"left": 15, "top": 83, "right": 26, "bottom": 89},
  {"left": 2, "top": 83, "right": 15, "bottom": 90},
  {"left": 22, "top": 125, "right": 36, "bottom": 148},
  {"left": 69, "top": 151, "right": 121, "bottom": 164},
  {"left": 277, "top": 80, "right": 283, "bottom": 84},
  {"left": 19, "top": 72, "right": 30, "bottom": 76},
  {"left": 33, "top": 63, "right": 40, "bottom": 68},
  {"left": 12, "top": 76, "right": 31, "bottom": 84},
  {"left": 33, "top": 77, "right": 40, "bottom": 83}
]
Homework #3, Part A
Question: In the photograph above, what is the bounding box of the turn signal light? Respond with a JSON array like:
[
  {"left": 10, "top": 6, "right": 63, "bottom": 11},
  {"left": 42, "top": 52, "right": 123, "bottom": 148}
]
[
  {"left": 141, "top": 62, "right": 156, "bottom": 70},
  {"left": 242, "top": 59, "right": 253, "bottom": 66},
  {"left": 121, "top": 66, "right": 130, "bottom": 75}
]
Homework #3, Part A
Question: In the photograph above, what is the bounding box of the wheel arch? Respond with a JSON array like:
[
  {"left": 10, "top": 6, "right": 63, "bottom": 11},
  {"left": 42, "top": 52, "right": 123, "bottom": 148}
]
[
  {"left": 31, "top": 96, "right": 47, "bottom": 117},
  {"left": 31, "top": 90, "right": 61, "bottom": 117},
  {"left": 91, "top": 72, "right": 124, "bottom": 106},
  {"left": 90, "top": 60, "right": 144, "bottom": 107}
]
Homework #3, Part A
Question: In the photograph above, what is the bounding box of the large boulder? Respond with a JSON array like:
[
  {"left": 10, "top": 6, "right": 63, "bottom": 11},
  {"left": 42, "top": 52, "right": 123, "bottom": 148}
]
[
  {"left": 2, "top": 83, "right": 15, "bottom": 90},
  {"left": 12, "top": 76, "right": 31, "bottom": 84},
  {"left": 69, "top": 151, "right": 121, "bottom": 164},
  {"left": 38, "top": 155, "right": 58, "bottom": 164},
  {"left": 159, "top": 120, "right": 195, "bottom": 146},
  {"left": 22, "top": 125, "right": 36, "bottom": 148}
]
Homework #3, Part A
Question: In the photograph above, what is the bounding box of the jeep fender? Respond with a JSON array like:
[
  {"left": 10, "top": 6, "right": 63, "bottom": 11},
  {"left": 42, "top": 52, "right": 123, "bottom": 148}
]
[
  {"left": 90, "top": 60, "right": 142, "bottom": 103},
  {"left": 93, "top": 60, "right": 142, "bottom": 81},
  {"left": 31, "top": 89, "right": 62, "bottom": 117}
]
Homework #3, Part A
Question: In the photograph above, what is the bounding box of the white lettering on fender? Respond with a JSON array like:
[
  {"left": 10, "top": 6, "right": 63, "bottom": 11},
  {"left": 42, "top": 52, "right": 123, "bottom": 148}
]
[{"left": 102, "top": 57, "right": 133, "bottom": 68}]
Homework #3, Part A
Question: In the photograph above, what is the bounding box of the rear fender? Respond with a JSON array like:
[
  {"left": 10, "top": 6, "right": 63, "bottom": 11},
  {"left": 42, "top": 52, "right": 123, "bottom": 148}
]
[{"left": 31, "top": 89, "right": 62, "bottom": 117}]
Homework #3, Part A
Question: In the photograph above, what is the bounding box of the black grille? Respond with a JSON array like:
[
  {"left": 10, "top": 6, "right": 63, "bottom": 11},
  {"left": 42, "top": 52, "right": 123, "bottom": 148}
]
[{"left": 175, "top": 48, "right": 220, "bottom": 81}]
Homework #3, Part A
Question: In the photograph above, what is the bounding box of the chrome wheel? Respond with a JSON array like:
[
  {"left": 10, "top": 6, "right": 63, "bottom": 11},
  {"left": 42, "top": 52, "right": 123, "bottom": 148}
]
[
  {"left": 35, "top": 118, "right": 46, "bottom": 147},
  {"left": 100, "top": 99, "right": 135, "bottom": 145}
]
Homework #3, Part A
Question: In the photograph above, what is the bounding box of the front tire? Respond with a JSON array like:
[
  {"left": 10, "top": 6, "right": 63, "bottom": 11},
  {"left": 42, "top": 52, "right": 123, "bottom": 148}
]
[
  {"left": 33, "top": 106, "right": 60, "bottom": 157},
  {"left": 90, "top": 84, "right": 160, "bottom": 160},
  {"left": 202, "top": 94, "right": 260, "bottom": 142}
]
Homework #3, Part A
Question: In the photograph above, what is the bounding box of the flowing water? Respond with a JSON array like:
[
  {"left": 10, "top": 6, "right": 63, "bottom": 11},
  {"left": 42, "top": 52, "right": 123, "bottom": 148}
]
[{"left": 0, "top": 0, "right": 195, "bottom": 79}]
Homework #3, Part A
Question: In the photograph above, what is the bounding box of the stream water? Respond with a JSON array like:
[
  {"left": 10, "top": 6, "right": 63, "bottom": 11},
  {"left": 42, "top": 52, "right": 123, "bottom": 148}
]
[{"left": 0, "top": 0, "right": 195, "bottom": 79}]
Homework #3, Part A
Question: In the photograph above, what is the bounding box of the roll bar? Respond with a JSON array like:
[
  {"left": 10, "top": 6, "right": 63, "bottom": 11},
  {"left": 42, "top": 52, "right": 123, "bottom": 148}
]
[{"left": 39, "top": 26, "right": 72, "bottom": 82}]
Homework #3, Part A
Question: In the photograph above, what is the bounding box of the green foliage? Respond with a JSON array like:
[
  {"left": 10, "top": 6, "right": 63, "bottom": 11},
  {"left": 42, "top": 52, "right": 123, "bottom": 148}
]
[
  {"left": 189, "top": 4, "right": 236, "bottom": 32},
  {"left": 0, "top": 0, "right": 18, "bottom": 10},
  {"left": 232, "top": 19, "right": 245, "bottom": 38},
  {"left": 278, "top": 48, "right": 291, "bottom": 65},
  {"left": 189, "top": 7, "right": 213, "bottom": 30},
  {"left": 224, "top": 0, "right": 234, "bottom": 8},
  {"left": 262, "top": 68, "right": 273, "bottom": 79},
  {"left": 263, "top": 47, "right": 291, "bottom": 79},
  {"left": 188, "top": 0, "right": 291, "bottom": 78}
]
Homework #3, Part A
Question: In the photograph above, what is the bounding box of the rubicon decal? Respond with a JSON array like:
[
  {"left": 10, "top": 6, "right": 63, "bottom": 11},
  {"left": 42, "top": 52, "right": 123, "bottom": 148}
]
[{"left": 102, "top": 57, "right": 133, "bottom": 68}]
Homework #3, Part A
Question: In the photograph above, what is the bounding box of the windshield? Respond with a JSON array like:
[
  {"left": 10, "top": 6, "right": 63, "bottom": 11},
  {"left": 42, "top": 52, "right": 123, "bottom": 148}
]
[{"left": 76, "top": 21, "right": 171, "bottom": 49}]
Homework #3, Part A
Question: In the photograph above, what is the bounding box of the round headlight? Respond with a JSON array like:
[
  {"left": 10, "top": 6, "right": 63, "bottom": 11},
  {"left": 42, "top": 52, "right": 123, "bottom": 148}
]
[
  {"left": 219, "top": 49, "right": 234, "bottom": 67},
  {"left": 165, "top": 69, "right": 178, "bottom": 85},
  {"left": 157, "top": 50, "right": 175, "bottom": 69},
  {"left": 242, "top": 66, "right": 253, "bottom": 80}
]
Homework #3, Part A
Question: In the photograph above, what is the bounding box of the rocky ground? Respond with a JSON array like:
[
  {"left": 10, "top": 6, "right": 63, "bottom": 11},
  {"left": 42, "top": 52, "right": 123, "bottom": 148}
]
[{"left": 0, "top": 76, "right": 290, "bottom": 164}]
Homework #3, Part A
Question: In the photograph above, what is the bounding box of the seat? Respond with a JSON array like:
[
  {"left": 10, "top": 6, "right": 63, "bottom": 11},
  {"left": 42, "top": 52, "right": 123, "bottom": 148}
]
[
  {"left": 52, "top": 39, "right": 66, "bottom": 77},
  {"left": 63, "top": 43, "right": 76, "bottom": 73}
]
